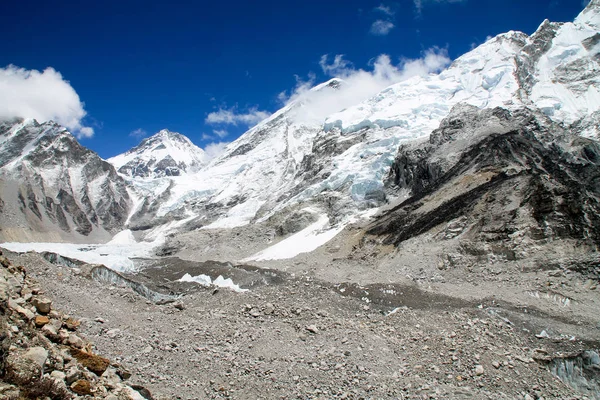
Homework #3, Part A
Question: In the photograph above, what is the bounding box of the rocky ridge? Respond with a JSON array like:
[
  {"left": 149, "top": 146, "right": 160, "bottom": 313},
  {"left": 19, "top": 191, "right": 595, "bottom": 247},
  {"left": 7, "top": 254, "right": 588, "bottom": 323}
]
[{"left": 0, "top": 119, "right": 131, "bottom": 242}]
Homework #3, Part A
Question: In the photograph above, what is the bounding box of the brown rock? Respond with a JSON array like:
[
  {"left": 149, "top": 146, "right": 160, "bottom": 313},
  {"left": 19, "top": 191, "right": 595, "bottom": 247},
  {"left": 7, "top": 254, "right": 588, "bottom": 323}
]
[
  {"left": 32, "top": 296, "right": 52, "bottom": 314},
  {"left": 0, "top": 255, "right": 11, "bottom": 268},
  {"left": 70, "top": 348, "right": 110, "bottom": 376},
  {"left": 35, "top": 315, "right": 50, "bottom": 327},
  {"left": 64, "top": 317, "right": 80, "bottom": 331},
  {"left": 70, "top": 379, "right": 92, "bottom": 395}
]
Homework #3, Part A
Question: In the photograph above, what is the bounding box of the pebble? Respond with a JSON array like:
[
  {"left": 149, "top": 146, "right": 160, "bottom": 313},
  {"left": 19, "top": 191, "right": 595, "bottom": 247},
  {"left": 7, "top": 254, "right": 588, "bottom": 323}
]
[{"left": 306, "top": 325, "right": 319, "bottom": 334}]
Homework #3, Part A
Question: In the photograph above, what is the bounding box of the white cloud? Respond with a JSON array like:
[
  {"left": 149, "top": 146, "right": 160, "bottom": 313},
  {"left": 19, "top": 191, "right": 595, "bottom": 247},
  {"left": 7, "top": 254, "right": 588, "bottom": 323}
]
[
  {"left": 204, "top": 141, "right": 229, "bottom": 159},
  {"left": 413, "top": 0, "right": 468, "bottom": 16},
  {"left": 319, "top": 55, "right": 353, "bottom": 76},
  {"left": 281, "top": 48, "right": 451, "bottom": 124},
  {"left": 375, "top": 4, "right": 395, "bottom": 16},
  {"left": 201, "top": 133, "right": 213, "bottom": 140},
  {"left": 205, "top": 106, "right": 270, "bottom": 127},
  {"left": 370, "top": 20, "right": 395, "bottom": 36},
  {"left": 213, "top": 129, "right": 228, "bottom": 138},
  {"left": 0, "top": 65, "right": 94, "bottom": 138},
  {"left": 129, "top": 128, "right": 147, "bottom": 139}
]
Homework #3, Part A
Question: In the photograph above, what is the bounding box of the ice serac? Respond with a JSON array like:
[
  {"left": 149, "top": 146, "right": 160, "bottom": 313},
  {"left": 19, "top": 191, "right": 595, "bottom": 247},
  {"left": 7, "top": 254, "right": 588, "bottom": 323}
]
[
  {"left": 108, "top": 129, "right": 208, "bottom": 178},
  {"left": 0, "top": 119, "right": 131, "bottom": 242}
]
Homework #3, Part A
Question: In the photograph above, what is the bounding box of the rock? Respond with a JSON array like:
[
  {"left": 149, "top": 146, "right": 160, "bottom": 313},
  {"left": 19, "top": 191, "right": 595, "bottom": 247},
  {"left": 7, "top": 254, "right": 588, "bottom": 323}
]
[
  {"left": 32, "top": 296, "right": 52, "bottom": 314},
  {"left": 70, "top": 348, "right": 110, "bottom": 376},
  {"left": 250, "top": 309, "right": 261, "bottom": 318},
  {"left": 173, "top": 301, "right": 185, "bottom": 310},
  {"left": 306, "top": 325, "right": 319, "bottom": 334},
  {"left": 68, "top": 334, "right": 85, "bottom": 349},
  {"left": 5, "top": 350, "right": 43, "bottom": 386},
  {"left": 24, "top": 347, "right": 48, "bottom": 368},
  {"left": 64, "top": 317, "right": 81, "bottom": 330},
  {"left": 71, "top": 379, "right": 92, "bottom": 395},
  {"left": 101, "top": 366, "right": 123, "bottom": 388},
  {"left": 492, "top": 360, "right": 501, "bottom": 369},
  {"left": 7, "top": 298, "right": 35, "bottom": 320},
  {"left": 130, "top": 384, "right": 155, "bottom": 400},
  {"left": 106, "top": 328, "right": 120, "bottom": 339},
  {"left": 535, "top": 330, "right": 550, "bottom": 339},
  {"left": 116, "top": 365, "right": 132, "bottom": 380},
  {"left": 41, "top": 323, "right": 59, "bottom": 341},
  {"left": 475, "top": 365, "right": 484, "bottom": 376},
  {"left": 50, "top": 370, "right": 66, "bottom": 380},
  {"left": 0, "top": 382, "right": 19, "bottom": 397},
  {"left": 35, "top": 315, "right": 50, "bottom": 327},
  {"left": 0, "top": 255, "right": 11, "bottom": 267},
  {"left": 65, "top": 367, "right": 82, "bottom": 385},
  {"left": 264, "top": 303, "right": 275, "bottom": 315}
]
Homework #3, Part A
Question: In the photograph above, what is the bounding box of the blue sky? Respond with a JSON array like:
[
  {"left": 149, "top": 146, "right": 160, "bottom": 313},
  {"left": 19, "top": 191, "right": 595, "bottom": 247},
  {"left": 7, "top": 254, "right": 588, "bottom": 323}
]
[{"left": 0, "top": 0, "right": 588, "bottom": 159}]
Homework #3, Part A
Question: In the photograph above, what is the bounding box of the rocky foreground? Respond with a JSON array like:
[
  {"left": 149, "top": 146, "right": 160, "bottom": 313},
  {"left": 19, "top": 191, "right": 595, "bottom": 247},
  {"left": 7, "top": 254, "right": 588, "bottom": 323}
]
[
  {"left": 1, "top": 248, "right": 599, "bottom": 399},
  {"left": 0, "top": 249, "right": 151, "bottom": 399}
]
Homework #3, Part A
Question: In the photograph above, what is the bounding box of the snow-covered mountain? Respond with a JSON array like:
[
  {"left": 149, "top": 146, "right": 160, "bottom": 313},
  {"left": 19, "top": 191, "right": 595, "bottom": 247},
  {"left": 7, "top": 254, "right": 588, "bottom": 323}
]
[
  {"left": 108, "top": 129, "right": 208, "bottom": 178},
  {"left": 120, "top": 1, "right": 600, "bottom": 240},
  {"left": 0, "top": 119, "right": 131, "bottom": 242},
  {"left": 1, "top": 1, "right": 599, "bottom": 253}
]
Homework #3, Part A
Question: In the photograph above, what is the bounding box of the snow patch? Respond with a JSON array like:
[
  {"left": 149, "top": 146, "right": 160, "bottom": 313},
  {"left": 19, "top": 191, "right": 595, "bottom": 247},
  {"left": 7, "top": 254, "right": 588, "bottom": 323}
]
[
  {"left": 244, "top": 216, "right": 344, "bottom": 261},
  {"left": 107, "top": 230, "right": 137, "bottom": 245},
  {"left": 0, "top": 236, "right": 163, "bottom": 272},
  {"left": 178, "top": 273, "right": 248, "bottom": 293}
]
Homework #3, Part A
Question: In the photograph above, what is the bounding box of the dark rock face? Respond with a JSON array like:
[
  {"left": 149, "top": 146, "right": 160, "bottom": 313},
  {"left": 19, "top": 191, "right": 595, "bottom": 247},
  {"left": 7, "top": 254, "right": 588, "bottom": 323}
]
[
  {"left": 368, "top": 106, "right": 600, "bottom": 261},
  {"left": 0, "top": 119, "right": 131, "bottom": 239}
]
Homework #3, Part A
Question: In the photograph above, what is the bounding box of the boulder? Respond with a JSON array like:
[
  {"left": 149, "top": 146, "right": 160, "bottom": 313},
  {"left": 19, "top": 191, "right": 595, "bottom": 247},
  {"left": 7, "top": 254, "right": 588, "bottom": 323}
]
[{"left": 32, "top": 296, "right": 52, "bottom": 314}]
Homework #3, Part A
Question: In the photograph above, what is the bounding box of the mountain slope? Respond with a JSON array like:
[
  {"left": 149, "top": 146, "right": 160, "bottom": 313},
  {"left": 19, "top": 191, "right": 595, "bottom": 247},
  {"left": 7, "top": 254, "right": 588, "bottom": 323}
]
[
  {"left": 0, "top": 119, "right": 131, "bottom": 242},
  {"left": 366, "top": 105, "right": 600, "bottom": 275}
]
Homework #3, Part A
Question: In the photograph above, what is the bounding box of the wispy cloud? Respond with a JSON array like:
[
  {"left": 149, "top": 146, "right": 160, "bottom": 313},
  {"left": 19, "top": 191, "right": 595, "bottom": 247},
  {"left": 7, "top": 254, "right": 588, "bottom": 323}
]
[
  {"left": 319, "top": 55, "right": 353, "bottom": 76},
  {"left": 375, "top": 4, "right": 395, "bottom": 16},
  {"left": 369, "top": 3, "right": 396, "bottom": 36},
  {"left": 281, "top": 48, "right": 451, "bottom": 124},
  {"left": 213, "top": 129, "right": 228, "bottom": 138},
  {"left": 205, "top": 106, "right": 270, "bottom": 127},
  {"left": 0, "top": 65, "right": 94, "bottom": 138},
  {"left": 370, "top": 20, "right": 395, "bottom": 36},
  {"left": 413, "top": 0, "right": 468, "bottom": 17},
  {"left": 129, "top": 128, "right": 147, "bottom": 139},
  {"left": 204, "top": 141, "right": 229, "bottom": 159}
]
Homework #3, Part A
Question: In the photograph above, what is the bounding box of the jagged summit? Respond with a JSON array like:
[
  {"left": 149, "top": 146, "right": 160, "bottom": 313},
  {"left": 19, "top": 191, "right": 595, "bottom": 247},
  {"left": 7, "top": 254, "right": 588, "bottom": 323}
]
[
  {"left": 0, "top": 119, "right": 131, "bottom": 241},
  {"left": 108, "top": 129, "right": 208, "bottom": 178}
]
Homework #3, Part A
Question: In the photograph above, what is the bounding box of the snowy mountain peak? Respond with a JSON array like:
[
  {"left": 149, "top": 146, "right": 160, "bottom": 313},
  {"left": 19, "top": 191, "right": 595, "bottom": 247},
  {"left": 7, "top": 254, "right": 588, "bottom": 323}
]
[
  {"left": 108, "top": 129, "right": 208, "bottom": 178},
  {"left": 577, "top": 0, "right": 600, "bottom": 29}
]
